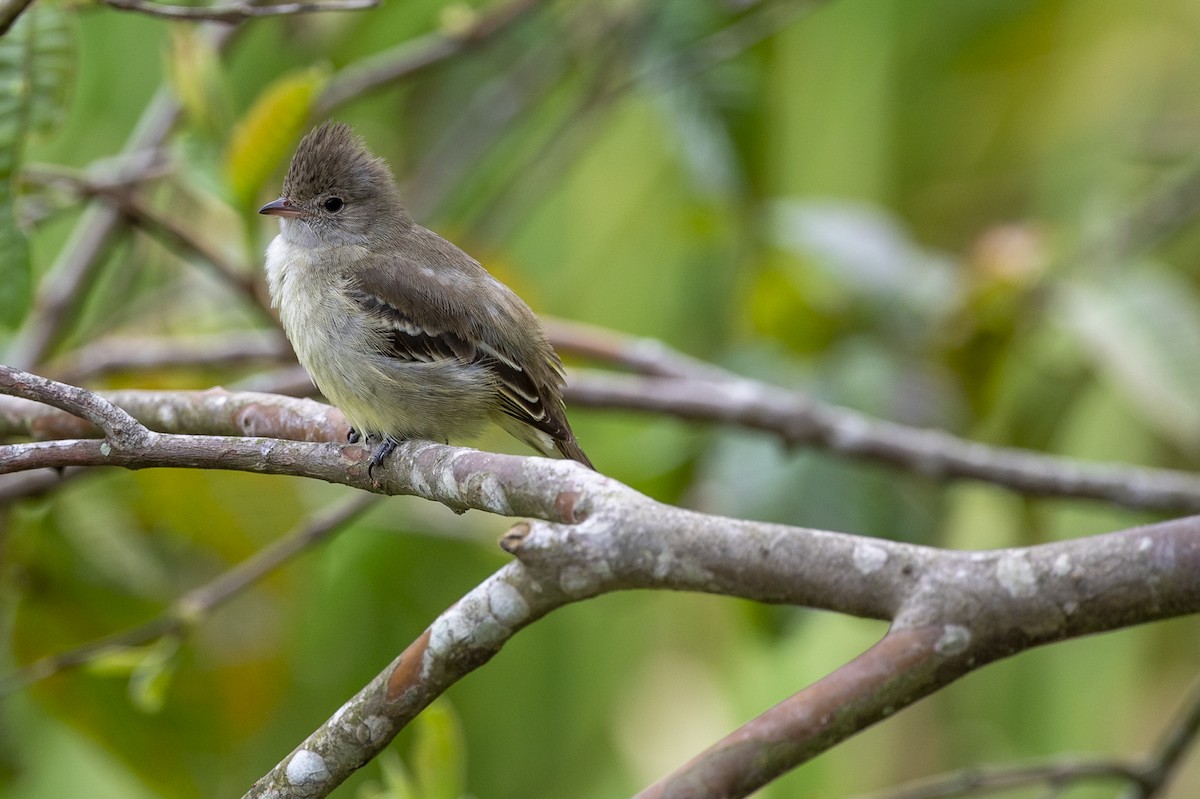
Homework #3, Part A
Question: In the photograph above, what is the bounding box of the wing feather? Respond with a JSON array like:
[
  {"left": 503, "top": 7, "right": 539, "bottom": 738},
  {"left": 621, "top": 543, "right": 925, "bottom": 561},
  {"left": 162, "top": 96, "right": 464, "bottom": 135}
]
[
  {"left": 342, "top": 225, "right": 590, "bottom": 467},
  {"left": 347, "top": 286, "right": 567, "bottom": 438}
]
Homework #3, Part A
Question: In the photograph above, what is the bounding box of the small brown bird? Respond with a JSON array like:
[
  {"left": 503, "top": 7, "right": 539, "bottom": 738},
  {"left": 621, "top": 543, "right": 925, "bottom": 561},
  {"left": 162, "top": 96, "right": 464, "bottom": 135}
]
[{"left": 260, "top": 122, "right": 592, "bottom": 471}]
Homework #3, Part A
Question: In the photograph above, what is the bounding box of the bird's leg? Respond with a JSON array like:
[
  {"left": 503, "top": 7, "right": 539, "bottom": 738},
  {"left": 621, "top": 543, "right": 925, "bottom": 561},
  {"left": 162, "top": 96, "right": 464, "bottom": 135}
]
[
  {"left": 347, "top": 430, "right": 397, "bottom": 477},
  {"left": 367, "top": 436, "right": 399, "bottom": 478}
]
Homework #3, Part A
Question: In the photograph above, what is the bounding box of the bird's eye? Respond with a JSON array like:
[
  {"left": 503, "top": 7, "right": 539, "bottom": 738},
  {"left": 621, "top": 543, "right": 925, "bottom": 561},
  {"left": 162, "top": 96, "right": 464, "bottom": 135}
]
[{"left": 323, "top": 197, "right": 345, "bottom": 213}]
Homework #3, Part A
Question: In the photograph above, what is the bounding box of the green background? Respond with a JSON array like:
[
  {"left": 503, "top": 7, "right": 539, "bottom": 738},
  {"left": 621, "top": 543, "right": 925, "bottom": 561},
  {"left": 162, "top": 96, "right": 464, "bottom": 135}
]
[{"left": 4, "top": 0, "right": 1200, "bottom": 796}]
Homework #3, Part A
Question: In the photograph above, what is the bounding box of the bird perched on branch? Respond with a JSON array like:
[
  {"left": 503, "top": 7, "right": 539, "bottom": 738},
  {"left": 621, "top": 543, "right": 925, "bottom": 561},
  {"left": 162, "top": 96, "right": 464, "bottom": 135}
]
[{"left": 260, "top": 122, "right": 592, "bottom": 472}]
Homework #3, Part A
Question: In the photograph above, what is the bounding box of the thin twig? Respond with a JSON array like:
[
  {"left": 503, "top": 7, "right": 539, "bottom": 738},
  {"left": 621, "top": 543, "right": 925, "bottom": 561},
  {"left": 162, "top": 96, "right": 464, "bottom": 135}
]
[
  {"left": 21, "top": 154, "right": 173, "bottom": 197},
  {"left": 46, "top": 331, "right": 291, "bottom": 384},
  {"left": 0, "top": 0, "right": 39, "bottom": 36},
  {"left": 1124, "top": 675, "right": 1200, "bottom": 799},
  {"left": 98, "top": 0, "right": 376, "bottom": 24},
  {"left": 315, "top": 0, "right": 544, "bottom": 114},
  {"left": 179, "top": 492, "right": 379, "bottom": 618},
  {"left": 847, "top": 679, "right": 1200, "bottom": 799},
  {"left": 848, "top": 758, "right": 1146, "bottom": 799},
  {"left": 545, "top": 316, "right": 730, "bottom": 379},
  {"left": 119, "top": 192, "right": 265, "bottom": 307},
  {"left": 470, "top": 0, "right": 829, "bottom": 243},
  {"left": 4, "top": 27, "right": 240, "bottom": 370},
  {"left": 561, "top": 369, "right": 1200, "bottom": 514},
  {"left": 28, "top": 164, "right": 266, "bottom": 307},
  {"left": 0, "top": 492, "right": 379, "bottom": 692}
]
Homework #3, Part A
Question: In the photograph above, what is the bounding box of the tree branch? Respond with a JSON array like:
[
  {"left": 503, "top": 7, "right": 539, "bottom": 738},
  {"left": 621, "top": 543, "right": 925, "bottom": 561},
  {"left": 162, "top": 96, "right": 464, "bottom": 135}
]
[
  {"left": 545, "top": 317, "right": 729, "bottom": 379},
  {"left": 850, "top": 758, "right": 1145, "bottom": 799},
  {"left": 5, "top": 29, "right": 240, "bottom": 371},
  {"left": 1125, "top": 675, "right": 1200, "bottom": 799},
  {"left": 243, "top": 505, "right": 1200, "bottom": 798},
  {"left": 0, "top": 0, "right": 37, "bottom": 35},
  {"left": 0, "top": 366, "right": 149, "bottom": 447},
  {"left": 23, "top": 161, "right": 268, "bottom": 311},
  {"left": 0, "top": 376, "right": 1196, "bottom": 798},
  {"left": 564, "top": 370, "right": 1200, "bottom": 513},
  {"left": 851, "top": 677, "right": 1200, "bottom": 799},
  {"left": 6, "top": 367, "right": 1200, "bottom": 513},
  {"left": 635, "top": 627, "right": 950, "bottom": 799},
  {"left": 46, "top": 331, "right": 290, "bottom": 384},
  {"left": 314, "top": 0, "right": 544, "bottom": 114},
  {"left": 97, "top": 0, "right": 376, "bottom": 24},
  {"left": 545, "top": 319, "right": 1200, "bottom": 514},
  {"left": 119, "top": 192, "right": 265, "bottom": 307},
  {"left": 0, "top": 386, "right": 601, "bottom": 520}
]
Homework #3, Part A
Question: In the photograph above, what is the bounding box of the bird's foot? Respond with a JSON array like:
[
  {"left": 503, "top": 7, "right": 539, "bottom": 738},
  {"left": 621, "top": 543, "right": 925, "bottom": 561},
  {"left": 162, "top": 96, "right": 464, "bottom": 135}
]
[
  {"left": 366, "top": 436, "right": 399, "bottom": 479},
  {"left": 347, "top": 427, "right": 361, "bottom": 444}
]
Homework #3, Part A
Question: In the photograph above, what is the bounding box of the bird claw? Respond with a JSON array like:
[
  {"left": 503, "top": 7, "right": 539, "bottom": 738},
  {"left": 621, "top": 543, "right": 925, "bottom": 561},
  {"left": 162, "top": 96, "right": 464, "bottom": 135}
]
[
  {"left": 367, "top": 437, "right": 398, "bottom": 478},
  {"left": 347, "top": 427, "right": 361, "bottom": 444}
]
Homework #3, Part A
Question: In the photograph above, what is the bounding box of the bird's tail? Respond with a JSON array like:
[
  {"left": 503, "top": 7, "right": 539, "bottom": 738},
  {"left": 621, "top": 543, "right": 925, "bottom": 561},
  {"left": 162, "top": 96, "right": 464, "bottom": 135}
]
[
  {"left": 494, "top": 413, "right": 595, "bottom": 470},
  {"left": 554, "top": 434, "right": 594, "bottom": 470}
]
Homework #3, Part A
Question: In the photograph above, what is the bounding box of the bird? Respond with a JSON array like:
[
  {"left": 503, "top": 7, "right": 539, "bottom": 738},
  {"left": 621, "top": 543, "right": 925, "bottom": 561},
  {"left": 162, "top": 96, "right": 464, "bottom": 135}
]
[{"left": 259, "top": 121, "right": 593, "bottom": 472}]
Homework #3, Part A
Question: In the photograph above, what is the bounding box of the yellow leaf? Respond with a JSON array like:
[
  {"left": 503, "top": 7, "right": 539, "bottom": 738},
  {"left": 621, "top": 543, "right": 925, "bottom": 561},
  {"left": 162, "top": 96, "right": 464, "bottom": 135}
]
[{"left": 223, "top": 65, "right": 330, "bottom": 208}]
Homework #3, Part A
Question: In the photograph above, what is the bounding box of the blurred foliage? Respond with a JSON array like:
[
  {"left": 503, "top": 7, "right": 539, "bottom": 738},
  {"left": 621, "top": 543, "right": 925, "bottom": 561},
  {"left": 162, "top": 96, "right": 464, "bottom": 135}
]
[
  {"left": 223, "top": 64, "right": 329, "bottom": 210},
  {"left": 3, "top": 0, "right": 1200, "bottom": 797},
  {"left": 0, "top": 3, "right": 74, "bottom": 328}
]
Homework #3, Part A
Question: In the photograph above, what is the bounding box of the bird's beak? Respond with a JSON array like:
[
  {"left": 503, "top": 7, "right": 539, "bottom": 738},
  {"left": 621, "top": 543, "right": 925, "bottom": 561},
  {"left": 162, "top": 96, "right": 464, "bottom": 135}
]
[{"left": 259, "top": 197, "right": 305, "bottom": 218}]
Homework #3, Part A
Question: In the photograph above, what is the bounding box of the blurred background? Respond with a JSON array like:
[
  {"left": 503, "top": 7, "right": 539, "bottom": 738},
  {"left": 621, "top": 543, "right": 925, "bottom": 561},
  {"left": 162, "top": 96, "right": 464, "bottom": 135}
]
[{"left": 3, "top": 0, "right": 1200, "bottom": 796}]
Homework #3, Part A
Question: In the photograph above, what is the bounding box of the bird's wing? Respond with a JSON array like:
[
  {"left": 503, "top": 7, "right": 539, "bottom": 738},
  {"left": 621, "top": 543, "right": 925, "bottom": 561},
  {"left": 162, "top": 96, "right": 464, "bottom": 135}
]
[{"left": 346, "top": 251, "right": 571, "bottom": 443}]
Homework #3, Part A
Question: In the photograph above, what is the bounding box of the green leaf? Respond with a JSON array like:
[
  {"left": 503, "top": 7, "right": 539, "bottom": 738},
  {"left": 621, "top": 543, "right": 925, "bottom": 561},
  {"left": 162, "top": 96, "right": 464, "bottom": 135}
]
[
  {"left": 223, "top": 65, "right": 329, "bottom": 209},
  {"left": 83, "top": 645, "right": 157, "bottom": 678},
  {"left": 82, "top": 637, "right": 181, "bottom": 715},
  {"left": 127, "top": 636, "right": 180, "bottom": 714},
  {"left": 0, "top": 3, "right": 76, "bottom": 328},
  {"left": 411, "top": 701, "right": 466, "bottom": 799},
  {"left": 1061, "top": 267, "right": 1200, "bottom": 449}
]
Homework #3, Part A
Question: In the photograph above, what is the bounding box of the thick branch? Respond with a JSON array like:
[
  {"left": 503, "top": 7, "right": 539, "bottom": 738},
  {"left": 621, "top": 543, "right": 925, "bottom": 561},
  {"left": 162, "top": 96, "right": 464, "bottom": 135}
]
[
  {"left": 0, "top": 387, "right": 599, "bottom": 520},
  {"left": 636, "top": 627, "right": 950, "bottom": 799},
  {"left": 639, "top": 511, "right": 1200, "bottom": 797},
  {"left": 7, "top": 373, "right": 1200, "bottom": 513},
  {"left": 0, "top": 378, "right": 1196, "bottom": 798},
  {"left": 0, "top": 366, "right": 149, "bottom": 446},
  {"left": 244, "top": 507, "right": 1200, "bottom": 798}
]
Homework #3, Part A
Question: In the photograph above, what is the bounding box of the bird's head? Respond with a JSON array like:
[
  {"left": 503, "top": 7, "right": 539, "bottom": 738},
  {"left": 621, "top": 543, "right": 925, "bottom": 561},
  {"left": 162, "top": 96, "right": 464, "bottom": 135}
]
[{"left": 260, "top": 121, "right": 409, "bottom": 248}]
